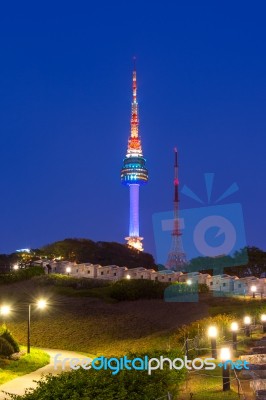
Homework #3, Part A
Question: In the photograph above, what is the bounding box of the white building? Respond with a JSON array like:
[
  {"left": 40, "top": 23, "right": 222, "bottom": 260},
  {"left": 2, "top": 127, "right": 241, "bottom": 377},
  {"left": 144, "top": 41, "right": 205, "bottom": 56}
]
[
  {"left": 151, "top": 270, "right": 182, "bottom": 283},
  {"left": 206, "top": 274, "right": 239, "bottom": 293},
  {"left": 43, "top": 260, "right": 266, "bottom": 296}
]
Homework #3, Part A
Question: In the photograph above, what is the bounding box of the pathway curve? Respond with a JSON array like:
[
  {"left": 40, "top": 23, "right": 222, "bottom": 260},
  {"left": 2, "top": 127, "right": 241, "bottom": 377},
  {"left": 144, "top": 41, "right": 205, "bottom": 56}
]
[{"left": 0, "top": 348, "right": 93, "bottom": 400}]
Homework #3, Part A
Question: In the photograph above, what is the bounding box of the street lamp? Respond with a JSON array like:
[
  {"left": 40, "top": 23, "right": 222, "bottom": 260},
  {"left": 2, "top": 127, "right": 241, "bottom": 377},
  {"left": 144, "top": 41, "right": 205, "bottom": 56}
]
[
  {"left": 0, "top": 305, "right": 11, "bottom": 316},
  {"left": 244, "top": 316, "right": 251, "bottom": 337},
  {"left": 0, "top": 305, "right": 11, "bottom": 323},
  {"left": 220, "top": 347, "right": 231, "bottom": 391},
  {"left": 231, "top": 322, "right": 238, "bottom": 350},
  {"left": 261, "top": 314, "right": 266, "bottom": 333},
  {"left": 187, "top": 279, "right": 192, "bottom": 286},
  {"left": 13, "top": 264, "right": 19, "bottom": 271},
  {"left": 66, "top": 267, "right": 71, "bottom": 276},
  {"left": 251, "top": 285, "right": 257, "bottom": 299},
  {"left": 126, "top": 274, "right": 131, "bottom": 280},
  {"left": 37, "top": 299, "right": 46, "bottom": 310},
  {"left": 208, "top": 326, "right": 218, "bottom": 359},
  {"left": 27, "top": 299, "right": 47, "bottom": 354}
]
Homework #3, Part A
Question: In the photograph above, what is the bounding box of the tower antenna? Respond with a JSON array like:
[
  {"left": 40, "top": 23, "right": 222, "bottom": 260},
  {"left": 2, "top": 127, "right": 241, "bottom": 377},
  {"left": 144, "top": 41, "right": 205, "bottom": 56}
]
[
  {"left": 133, "top": 55, "right": 136, "bottom": 70},
  {"left": 166, "top": 148, "right": 187, "bottom": 270}
]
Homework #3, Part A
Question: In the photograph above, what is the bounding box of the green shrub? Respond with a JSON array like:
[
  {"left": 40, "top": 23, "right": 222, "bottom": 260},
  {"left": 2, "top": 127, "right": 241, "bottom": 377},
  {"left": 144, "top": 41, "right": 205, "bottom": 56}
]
[
  {"left": 0, "top": 267, "right": 44, "bottom": 285},
  {"left": 109, "top": 279, "right": 169, "bottom": 301},
  {"left": 35, "top": 274, "right": 111, "bottom": 289},
  {"left": 0, "top": 336, "right": 14, "bottom": 357},
  {"left": 198, "top": 283, "right": 209, "bottom": 293},
  {"left": 0, "top": 326, "right": 20, "bottom": 353},
  {"left": 107, "top": 279, "right": 209, "bottom": 302}
]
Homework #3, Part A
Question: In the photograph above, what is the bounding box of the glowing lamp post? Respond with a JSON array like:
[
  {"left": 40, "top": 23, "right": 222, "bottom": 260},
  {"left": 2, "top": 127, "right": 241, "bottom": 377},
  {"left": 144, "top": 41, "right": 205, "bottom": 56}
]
[
  {"left": 220, "top": 347, "right": 231, "bottom": 391},
  {"left": 66, "top": 267, "right": 71, "bottom": 276},
  {"left": 126, "top": 274, "right": 131, "bottom": 280},
  {"left": 187, "top": 279, "right": 192, "bottom": 286},
  {"left": 244, "top": 316, "right": 251, "bottom": 337},
  {"left": 261, "top": 314, "right": 266, "bottom": 333},
  {"left": 208, "top": 326, "right": 218, "bottom": 359},
  {"left": 28, "top": 299, "right": 47, "bottom": 354},
  {"left": 13, "top": 264, "right": 19, "bottom": 271},
  {"left": 251, "top": 285, "right": 257, "bottom": 299},
  {"left": 0, "top": 305, "right": 11, "bottom": 323},
  {"left": 0, "top": 305, "right": 11, "bottom": 316}
]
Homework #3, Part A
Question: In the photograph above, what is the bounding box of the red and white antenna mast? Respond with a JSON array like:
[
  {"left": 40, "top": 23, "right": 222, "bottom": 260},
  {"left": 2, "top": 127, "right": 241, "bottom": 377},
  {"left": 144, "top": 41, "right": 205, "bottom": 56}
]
[{"left": 166, "top": 147, "right": 187, "bottom": 271}]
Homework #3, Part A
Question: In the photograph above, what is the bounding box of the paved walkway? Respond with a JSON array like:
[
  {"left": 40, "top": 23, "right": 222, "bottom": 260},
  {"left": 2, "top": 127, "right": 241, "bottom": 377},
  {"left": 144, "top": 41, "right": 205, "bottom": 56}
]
[{"left": 0, "top": 349, "right": 93, "bottom": 400}]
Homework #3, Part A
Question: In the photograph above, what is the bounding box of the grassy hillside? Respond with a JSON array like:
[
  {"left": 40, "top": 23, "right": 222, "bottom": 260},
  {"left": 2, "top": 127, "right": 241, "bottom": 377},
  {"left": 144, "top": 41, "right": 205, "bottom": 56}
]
[{"left": 0, "top": 279, "right": 208, "bottom": 356}]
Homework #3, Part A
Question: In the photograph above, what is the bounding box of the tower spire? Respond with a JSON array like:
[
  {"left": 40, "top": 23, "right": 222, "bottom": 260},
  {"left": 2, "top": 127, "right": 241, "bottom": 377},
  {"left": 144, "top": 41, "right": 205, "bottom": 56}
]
[
  {"left": 132, "top": 56, "right": 137, "bottom": 106},
  {"left": 127, "top": 61, "right": 142, "bottom": 155}
]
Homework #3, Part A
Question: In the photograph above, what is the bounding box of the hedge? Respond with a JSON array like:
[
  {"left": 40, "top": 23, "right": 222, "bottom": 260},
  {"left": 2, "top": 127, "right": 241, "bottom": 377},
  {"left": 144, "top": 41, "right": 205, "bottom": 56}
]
[
  {"left": 108, "top": 279, "right": 169, "bottom": 301},
  {"left": 0, "top": 326, "right": 20, "bottom": 353},
  {"left": 0, "top": 336, "right": 14, "bottom": 357},
  {"left": 0, "top": 267, "right": 44, "bottom": 285}
]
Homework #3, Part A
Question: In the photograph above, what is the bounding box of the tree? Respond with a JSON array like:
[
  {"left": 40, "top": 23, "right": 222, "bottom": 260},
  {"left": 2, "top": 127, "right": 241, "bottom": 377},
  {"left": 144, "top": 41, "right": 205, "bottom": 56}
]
[{"left": 40, "top": 238, "right": 156, "bottom": 268}]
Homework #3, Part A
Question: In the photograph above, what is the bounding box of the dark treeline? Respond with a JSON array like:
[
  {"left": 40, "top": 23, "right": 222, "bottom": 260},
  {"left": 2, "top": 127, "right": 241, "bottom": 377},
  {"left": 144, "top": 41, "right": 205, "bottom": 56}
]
[
  {"left": 188, "top": 246, "right": 266, "bottom": 278},
  {"left": 0, "top": 238, "right": 156, "bottom": 270}
]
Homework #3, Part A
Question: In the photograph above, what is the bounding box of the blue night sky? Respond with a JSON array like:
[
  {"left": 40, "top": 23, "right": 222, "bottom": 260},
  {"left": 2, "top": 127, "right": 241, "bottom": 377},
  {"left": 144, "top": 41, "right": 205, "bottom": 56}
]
[{"left": 0, "top": 2, "right": 265, "bottom": 257}]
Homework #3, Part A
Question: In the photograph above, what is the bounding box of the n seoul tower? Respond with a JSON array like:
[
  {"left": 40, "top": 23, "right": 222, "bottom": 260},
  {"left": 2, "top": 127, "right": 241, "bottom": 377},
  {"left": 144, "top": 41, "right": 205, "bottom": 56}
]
[{"left": 121, "top": 62, "right": 148, "bottom": 251}]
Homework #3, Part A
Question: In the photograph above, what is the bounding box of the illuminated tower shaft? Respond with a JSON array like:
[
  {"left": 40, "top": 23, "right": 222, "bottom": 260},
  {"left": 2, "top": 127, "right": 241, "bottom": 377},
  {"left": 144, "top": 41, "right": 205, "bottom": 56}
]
[
  {"left": 121, "top": 65, "right": 148, "bottom": 251},
  {"left": 166, "top": 148, "right": 187, "bottom": 271},
  {"left": 129, "top": 184, "right": 140, "bottom": 237}
]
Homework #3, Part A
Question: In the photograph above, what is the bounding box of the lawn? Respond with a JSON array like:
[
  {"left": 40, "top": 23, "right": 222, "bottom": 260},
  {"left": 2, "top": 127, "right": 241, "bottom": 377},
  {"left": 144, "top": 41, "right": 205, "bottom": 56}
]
[
  {"left": 0, "top": 347, "right": 49, "bottom": 385},
  {"left": 1, "top": 279, "right": 265, "bottom": 357},
  {"left": 0, "top": 279, "right": 209, "bottom": 357},
  {"left": 5, "top": 312, "right": 188, "bottom": 357},
  {"left": 206, "top": 294, "right": 266, "bottom": 320},
  {"left": 54, "top": 285, "right": 116, "bottom": 302}
]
